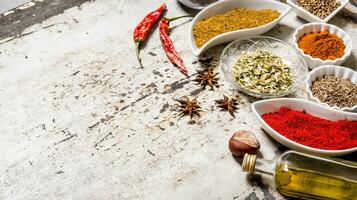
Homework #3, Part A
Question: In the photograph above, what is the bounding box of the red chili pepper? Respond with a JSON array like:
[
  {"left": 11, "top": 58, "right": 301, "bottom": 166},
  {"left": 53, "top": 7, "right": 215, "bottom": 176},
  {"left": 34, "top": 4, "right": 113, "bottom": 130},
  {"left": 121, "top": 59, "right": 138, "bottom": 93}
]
[
  {"left": 133, "top": 3, "right": 166, "bottom": 67},
  {"left": 159, "top": 16, "right": 191, "bottom": 76}
]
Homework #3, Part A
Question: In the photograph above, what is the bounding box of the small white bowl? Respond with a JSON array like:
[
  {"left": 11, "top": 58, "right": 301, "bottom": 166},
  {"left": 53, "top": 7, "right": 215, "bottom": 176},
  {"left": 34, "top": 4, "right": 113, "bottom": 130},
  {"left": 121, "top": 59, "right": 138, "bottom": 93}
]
[
  {"left": 293, "top": 23, "right": 352, "bottom": 69},
  {"left": 251, "top": 98, "right": 357, "bottom": 156},
  {"left": 287, "top": 0, "right": 349, "bottom": 22},
  {"left": 177, "top": 0, "right": 220, "bottom": 10},
  {"left": 305, "top": 65, "right": 357, "bottom": 112},
  {"left": 189, "top": 0, "right": 291, "bottom": 56}
]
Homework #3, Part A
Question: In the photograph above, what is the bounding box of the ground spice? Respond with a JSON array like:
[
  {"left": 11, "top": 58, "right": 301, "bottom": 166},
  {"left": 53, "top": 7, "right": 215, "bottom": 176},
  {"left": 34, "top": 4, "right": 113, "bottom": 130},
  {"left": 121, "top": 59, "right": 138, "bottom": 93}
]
[
  {"left": 311, "top": 75, "right": 357, "bottom": 108},
  {"left": 297, "top": 0, "right": 341, "bottom": 19},
  {"left": 298, "top": 30, "right": 345, "bottom": 60},
  {"left": 193, "top": 8, "right": 280, "bottom": 47},
  {"left": 262, "top": 107, "right": 357, "bottom": 150}
]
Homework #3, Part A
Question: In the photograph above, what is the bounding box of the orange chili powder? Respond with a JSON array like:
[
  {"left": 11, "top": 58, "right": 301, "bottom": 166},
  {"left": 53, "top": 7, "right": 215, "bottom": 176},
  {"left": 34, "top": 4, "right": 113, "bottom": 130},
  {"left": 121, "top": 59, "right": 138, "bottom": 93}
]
[{"left": 298, "top": 30, "right": 345, "bottom": 60}]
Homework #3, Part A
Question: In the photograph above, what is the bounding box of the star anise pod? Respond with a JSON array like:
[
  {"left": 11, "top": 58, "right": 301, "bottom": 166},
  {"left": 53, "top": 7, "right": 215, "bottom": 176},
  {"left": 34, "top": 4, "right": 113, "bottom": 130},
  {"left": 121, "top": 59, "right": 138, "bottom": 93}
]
[
  {"left": 215, "top": 95, "right": 238, "bottom": 118},
  {"left": 194, "top": 67, "right": 219, "bottom": 89},
  {"left": 177, "top": 96, "right": 201, "bottom": 119}
]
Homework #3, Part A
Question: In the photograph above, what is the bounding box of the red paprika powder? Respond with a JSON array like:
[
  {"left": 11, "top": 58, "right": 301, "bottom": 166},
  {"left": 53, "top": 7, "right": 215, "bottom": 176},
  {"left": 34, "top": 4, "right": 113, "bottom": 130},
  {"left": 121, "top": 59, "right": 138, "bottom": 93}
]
[{"left": 262, "top": 107, "right": 357, "bottom": 150}]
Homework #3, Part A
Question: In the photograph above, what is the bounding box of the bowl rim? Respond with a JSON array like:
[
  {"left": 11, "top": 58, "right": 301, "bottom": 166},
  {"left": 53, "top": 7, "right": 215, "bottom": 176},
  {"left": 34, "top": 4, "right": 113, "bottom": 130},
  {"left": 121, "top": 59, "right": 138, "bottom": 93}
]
[
  {"left": 292, "top": 22, "right": 353, "bottom": 65},
  {"left": 251, "top": 98, "right": 357, "bottom": 155},
  {"left": 219, "top": 36, "right": 307, "bottom": 98},
  {"left": 189, "top": 0, "right": 291, "bottom": 56},
  {"left": 305, "top": 65, "right": 357, "bottom": 112},
  {"left": 177, "top": 0, "right": 218, "bottom": 10},
  {"left": 286, "top": 0, "right": 349, "bottom": 23}
]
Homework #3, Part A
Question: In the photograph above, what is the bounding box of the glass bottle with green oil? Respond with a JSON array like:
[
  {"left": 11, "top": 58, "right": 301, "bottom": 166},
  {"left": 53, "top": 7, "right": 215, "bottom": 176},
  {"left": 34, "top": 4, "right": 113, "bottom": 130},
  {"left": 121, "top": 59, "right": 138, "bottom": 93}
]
[{"left": 242, "top": 151, "right": 357, "bottom": 200}]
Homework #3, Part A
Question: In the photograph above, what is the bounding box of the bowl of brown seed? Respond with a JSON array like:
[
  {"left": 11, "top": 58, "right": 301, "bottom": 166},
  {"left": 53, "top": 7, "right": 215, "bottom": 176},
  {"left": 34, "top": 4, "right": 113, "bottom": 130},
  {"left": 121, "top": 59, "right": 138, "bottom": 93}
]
[
  {"left": 287, "top": 0, "right": 349, "bottom": 22},
  {"left": 305, "top": 65, "right": 357, "bottom": 112}
]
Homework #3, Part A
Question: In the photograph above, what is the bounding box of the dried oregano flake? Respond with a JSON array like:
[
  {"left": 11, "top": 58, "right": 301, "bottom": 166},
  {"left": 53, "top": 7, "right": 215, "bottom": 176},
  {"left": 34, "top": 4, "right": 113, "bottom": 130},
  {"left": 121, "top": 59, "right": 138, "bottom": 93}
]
[{"left": 233, "top": 50, "right": 293, "bottom": 95}]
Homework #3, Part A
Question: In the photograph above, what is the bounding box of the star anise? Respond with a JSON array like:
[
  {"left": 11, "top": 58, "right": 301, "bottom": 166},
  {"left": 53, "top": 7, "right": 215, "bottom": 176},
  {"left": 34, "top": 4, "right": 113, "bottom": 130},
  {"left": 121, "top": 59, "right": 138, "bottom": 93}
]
[
  {"left": 194, "top": 67, "right": 219, "bottom": 89},
  {"left": 215, "top": 95, "right": 239, "bottom": 118},
  {"left": 177, "top": 96, "right": 201, "bottom": 118}
]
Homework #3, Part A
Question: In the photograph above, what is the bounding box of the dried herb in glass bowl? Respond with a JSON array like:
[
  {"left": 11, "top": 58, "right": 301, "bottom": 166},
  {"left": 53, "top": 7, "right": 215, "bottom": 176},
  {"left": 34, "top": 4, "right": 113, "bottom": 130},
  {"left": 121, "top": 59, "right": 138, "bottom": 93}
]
[{"left": 233, "top": 50, "right": 293, "bottom": 95}]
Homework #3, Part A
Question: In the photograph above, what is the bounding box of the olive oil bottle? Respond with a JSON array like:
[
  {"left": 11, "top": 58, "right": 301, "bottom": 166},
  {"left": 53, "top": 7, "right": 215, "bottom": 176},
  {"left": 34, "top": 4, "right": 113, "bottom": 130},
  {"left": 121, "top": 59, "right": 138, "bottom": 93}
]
[{"left": 242, "top": 151, "right": 357, "bottom": 200}]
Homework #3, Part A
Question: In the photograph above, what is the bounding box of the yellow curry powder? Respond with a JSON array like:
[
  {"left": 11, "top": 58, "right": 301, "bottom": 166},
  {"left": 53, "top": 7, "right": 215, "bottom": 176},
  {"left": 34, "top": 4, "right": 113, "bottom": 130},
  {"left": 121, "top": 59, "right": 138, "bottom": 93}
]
[{"left": 193, "top": 8, "right": 280, "bottom": 47}]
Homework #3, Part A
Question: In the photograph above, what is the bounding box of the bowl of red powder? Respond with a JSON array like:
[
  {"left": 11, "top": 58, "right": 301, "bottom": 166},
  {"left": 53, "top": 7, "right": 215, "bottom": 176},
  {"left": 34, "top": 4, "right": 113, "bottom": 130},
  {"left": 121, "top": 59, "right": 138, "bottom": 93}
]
[
  {"left": 293, "top": 22, "right": 352, "bottom": 69},
  {"left": 252, "top": 98, "right": 357, "bottom": 156}
]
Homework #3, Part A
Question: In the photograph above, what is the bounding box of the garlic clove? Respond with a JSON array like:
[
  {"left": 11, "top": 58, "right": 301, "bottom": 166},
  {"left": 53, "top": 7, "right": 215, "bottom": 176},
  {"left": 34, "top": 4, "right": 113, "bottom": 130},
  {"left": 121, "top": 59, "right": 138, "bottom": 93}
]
[{"left": 229, "top": 130, "right": 260, "bottom": 157}]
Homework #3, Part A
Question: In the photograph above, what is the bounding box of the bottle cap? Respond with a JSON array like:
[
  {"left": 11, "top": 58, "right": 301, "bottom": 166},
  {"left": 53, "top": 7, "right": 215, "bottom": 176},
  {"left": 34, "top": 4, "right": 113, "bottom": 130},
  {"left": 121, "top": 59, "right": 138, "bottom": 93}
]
[{"left": 242, "top": 153, "right": 257, "bottom": 173}]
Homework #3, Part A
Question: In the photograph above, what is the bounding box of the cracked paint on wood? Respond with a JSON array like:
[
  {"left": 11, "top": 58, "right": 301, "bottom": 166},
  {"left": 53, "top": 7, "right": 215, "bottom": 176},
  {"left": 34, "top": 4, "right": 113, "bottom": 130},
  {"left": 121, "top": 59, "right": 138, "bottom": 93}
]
[{"left": 0, "top": 0, "right": 356, "bottom": 199}]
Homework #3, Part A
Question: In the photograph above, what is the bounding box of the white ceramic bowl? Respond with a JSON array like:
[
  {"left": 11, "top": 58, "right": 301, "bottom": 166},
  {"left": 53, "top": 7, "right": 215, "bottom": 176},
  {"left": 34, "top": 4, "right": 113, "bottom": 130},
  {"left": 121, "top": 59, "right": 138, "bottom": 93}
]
[
  {"left": 177, "top": 0, "right": 220, "bottom": 10},
  {"left": 287, "top": 0, "right": 349, "bottom": 22},
  {"left": 293, "top": 23, "right": 352, "bottom": 69},
  {"left": 220, "top": 36, "right": 307, "bottom": 98},
  {"left": 189, "top": 0, "right": 291, "bottom": 56},
  {"left": 252, "top": 98, "right": 357, "bottom": 156},
  {"left": 305, "top": 65, "right": 357, "bottom": 112}
]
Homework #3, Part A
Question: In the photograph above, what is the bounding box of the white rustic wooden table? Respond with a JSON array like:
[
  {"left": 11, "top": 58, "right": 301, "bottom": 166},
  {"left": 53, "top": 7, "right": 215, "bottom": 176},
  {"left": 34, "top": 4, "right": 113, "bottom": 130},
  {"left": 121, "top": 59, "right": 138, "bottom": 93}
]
[{"left": 0, "top": 0, "right": 356, "bottom": 199}]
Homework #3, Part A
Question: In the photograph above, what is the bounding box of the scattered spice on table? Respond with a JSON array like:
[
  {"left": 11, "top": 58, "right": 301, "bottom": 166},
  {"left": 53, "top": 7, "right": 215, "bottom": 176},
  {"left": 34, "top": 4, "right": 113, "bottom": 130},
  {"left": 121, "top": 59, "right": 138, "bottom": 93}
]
[
  {"left": 262, "top": 107, "right": 357, "bottom": 150},
  {"left": 233, "top": 50, "right": 293, "bottom": 95},
  {"left": 193, "top": 8, "right": 280, "bottom": 47},
  {"left": 159, "top": 16, "right": 191, "bottom": 76},
  {"left": 215, "top": 95, "right": 239, "bottom": 118},
  {"left": 298, "top": 30, "right": 345, "bottom": 60},
  {"left": 311, "top": 75, "right": 357, "bottom": 108},
  {"left": 133, "top": 3, "right": 166, "bottom": 67},
  {"left": 177, "top": 96, "right": 201, "bottom": 118},
  {"left": 194, "top": 67, "right": 219, "bottom": 89},
  {"left": 297, "top": 0, "right": 341, "bottom": 19}
]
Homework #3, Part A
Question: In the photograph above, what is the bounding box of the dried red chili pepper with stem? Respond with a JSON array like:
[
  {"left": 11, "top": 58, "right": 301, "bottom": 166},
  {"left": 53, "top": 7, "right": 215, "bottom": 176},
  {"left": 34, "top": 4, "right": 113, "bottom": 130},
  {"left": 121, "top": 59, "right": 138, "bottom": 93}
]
[
  {"left": 133, "top": 3, "right": 166, "bottom": 67},
  {"left": 159, "top": 15, "right": 192, "bottom": 76}
]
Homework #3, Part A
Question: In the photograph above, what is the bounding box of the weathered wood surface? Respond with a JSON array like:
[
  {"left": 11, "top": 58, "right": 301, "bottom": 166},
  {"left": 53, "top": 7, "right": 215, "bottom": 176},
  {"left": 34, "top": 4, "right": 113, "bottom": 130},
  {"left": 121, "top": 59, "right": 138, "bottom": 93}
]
[
  {"left": 0, "top": 0, "right": 356, "bottom": 199},
  {"left": 0, "top": 0, "right": 31, "bottom": 13}
]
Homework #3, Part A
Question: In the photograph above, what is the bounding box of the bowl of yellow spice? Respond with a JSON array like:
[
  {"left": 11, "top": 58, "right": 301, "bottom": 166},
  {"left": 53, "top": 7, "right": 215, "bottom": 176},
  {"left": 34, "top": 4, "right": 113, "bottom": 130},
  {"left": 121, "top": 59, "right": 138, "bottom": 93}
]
[
  {"left": 293, "top": 22, "right": 352, "bottom": 69},
  {"left": 220, "top": 36, "right": 307, "bottom": 98},
  {"left": 190, "top": 0, "right": 291, "bottom": 56}
]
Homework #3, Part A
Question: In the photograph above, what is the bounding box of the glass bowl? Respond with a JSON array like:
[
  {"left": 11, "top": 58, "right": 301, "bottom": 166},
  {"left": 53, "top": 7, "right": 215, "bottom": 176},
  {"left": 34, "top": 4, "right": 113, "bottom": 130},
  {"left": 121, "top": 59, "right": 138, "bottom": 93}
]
[{"left": 220, "top": 36, "right": 307, "bottom": 98}]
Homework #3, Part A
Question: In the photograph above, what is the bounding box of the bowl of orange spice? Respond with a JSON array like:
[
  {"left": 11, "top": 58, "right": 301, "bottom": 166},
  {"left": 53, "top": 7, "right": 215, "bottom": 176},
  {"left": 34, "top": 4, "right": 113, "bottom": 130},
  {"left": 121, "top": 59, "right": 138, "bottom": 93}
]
[{"left": 293, "top": 22, "right": 352, "bottom": 69}]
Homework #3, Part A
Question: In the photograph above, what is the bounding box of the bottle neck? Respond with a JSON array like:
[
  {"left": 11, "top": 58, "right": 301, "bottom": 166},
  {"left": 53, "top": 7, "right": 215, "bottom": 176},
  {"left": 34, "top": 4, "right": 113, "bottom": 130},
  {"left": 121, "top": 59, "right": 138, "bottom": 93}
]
[{"left": 242, "top": 154, "right": 277, "bottom": 175}]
